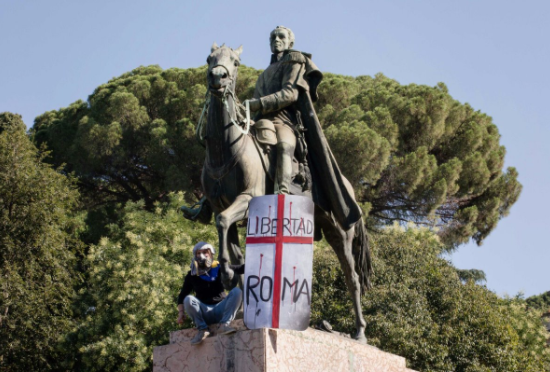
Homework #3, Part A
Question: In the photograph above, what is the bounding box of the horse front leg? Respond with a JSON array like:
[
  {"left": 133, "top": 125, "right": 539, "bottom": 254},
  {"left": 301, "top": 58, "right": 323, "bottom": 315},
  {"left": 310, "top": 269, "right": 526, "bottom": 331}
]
[{"left": 215, "top": 193, "right": 252, "bottom": 289}]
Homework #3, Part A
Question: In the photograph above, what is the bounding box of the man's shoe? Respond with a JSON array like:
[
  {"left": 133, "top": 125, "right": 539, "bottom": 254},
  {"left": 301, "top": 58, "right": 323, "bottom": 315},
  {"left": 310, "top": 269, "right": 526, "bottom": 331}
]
[
  {"left": 190, "top": 329, "right": 210, "bottom": 345},
  {"left": 218, "top": 324, "right": 237, "bottom": 335}
]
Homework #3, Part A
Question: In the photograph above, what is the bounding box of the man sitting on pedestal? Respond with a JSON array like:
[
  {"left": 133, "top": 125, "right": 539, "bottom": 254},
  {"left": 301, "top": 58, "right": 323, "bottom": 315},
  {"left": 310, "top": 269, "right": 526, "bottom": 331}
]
[{"left": 176, "top": 242, "right": 244, "bottom": 345}]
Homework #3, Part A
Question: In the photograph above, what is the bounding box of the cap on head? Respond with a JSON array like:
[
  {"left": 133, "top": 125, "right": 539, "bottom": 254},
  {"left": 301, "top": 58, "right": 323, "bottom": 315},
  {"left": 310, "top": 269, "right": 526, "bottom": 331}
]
[
  {"left": 193, "top": 241, "right": 215, "bottom": 256},
  {"left": 270, "top": 25, "right": 295, "bottom": 49}
]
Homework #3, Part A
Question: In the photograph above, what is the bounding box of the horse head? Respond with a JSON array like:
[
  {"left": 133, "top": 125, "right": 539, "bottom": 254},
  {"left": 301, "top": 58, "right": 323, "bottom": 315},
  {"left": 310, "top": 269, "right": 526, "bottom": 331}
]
[{"left": 207, "top": 43, "right": 242, "bottom": 94}]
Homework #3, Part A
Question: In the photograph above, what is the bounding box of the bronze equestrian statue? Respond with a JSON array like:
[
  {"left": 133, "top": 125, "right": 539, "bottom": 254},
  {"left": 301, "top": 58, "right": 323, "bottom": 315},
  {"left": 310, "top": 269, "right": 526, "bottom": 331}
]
[{"left": 183, "top": 26, "right": 372, "bottom": 343}]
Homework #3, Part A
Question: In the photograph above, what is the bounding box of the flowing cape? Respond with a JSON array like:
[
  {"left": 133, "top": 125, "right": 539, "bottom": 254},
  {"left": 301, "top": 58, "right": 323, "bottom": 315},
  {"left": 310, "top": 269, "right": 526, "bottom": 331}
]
[{"left": 293, "top": 51, "right": 362, "bottom": 231}]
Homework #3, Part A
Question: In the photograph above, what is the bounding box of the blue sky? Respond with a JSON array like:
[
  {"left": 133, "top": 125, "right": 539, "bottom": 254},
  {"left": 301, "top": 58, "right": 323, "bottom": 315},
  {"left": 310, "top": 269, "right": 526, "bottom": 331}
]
[{"left": 1, "top": 0, "right": 548, "bottom": 297}]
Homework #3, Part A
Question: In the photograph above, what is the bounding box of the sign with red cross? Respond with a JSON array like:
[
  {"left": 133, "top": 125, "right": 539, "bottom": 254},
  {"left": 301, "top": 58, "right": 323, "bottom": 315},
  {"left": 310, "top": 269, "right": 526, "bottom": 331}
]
[{"left": 243, "top": 194, "right": 314, "bottom": 331}]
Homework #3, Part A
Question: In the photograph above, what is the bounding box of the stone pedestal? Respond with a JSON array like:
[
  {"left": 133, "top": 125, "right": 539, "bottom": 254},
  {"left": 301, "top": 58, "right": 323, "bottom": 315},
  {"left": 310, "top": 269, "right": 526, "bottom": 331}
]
[{"left": 153, "top": 320, "right": 417, "bottom": 372}]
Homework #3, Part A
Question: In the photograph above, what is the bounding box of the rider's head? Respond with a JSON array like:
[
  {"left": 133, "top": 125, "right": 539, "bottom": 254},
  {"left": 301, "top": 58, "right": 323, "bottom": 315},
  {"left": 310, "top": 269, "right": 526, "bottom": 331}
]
[
  {"left": 270, "top": 26, "right": 294, "bottom": 54},
  {"left": 193, "top": 241, "right": 215, "bottom": 270}
]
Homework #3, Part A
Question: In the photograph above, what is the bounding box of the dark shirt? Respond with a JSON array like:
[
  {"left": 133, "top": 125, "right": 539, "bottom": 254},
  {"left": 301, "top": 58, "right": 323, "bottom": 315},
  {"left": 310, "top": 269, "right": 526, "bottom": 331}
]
[{"left": 177, "top": 264, "right": 244, "bottom": 305}]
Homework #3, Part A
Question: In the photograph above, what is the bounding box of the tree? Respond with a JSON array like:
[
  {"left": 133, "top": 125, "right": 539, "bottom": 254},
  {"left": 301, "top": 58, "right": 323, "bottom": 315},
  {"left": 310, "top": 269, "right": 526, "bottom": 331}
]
[
  {"left": 32, "top": 65, "right": 520, "bottom": 247},
  {"left": 317, "top": 74, "right": 521, "bottom": 247},
  {"left": 66, "top": 193, "right": 217, "bottom": 371},
  {"left": 455, "top": 268, "right": 486, "bottom": 284},
  {"left": 527, "top": 291, "right": 550, "bottom": 312},
  {"left": 312, "top": 226, "right": 550, "bottom": 371},
  {"left": 0, "top": 112, "right": 26, "bottom": 133},
  {"left": 526, "top": 291, "right": 550, "bottom": 347},
  {"left": 0, "top": 113, "right": 82, "bottom": 371}
]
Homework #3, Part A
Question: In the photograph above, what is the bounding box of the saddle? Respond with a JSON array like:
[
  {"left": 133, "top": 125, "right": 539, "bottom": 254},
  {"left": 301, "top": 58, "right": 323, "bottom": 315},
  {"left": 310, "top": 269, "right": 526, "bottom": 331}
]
[{"left": 250, "top": 118, "right": 312, "bottom": 198}]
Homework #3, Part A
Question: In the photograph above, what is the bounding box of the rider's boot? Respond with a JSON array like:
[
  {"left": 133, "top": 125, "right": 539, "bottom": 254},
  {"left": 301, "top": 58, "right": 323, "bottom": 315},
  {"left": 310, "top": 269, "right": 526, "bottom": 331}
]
[
  {"left": 274, "top": 143, "right": 293, "bottom": 195},
  {"left": 180, "top": 196, "right": 206, "bottom": 221}
]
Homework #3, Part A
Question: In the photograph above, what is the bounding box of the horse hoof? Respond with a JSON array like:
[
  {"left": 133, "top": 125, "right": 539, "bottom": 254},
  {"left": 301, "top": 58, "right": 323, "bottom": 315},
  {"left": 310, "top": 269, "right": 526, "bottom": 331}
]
[
  {"left": 354, "top": 333, "right": 367, "bottom": 344},
  {"left": 221, "top": 269, "right": 235, "bottom": 289}
]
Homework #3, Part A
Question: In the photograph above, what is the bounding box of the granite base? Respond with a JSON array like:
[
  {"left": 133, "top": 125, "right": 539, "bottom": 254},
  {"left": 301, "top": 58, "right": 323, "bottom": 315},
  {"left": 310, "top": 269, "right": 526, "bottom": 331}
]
[{"left": 153, "top": 320, "right": 417, "bottom": 372}]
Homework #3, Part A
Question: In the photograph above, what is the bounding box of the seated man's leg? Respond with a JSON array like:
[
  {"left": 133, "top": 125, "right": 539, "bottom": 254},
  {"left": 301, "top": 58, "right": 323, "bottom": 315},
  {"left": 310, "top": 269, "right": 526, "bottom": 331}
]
[
  {"left": 211, "top": 287, "right": 243, "bottom": 334},
  {"left": 184, "top": 296, "right": 214, "bottom": 345},
  {"left": 184, "top": 295, "right": 208, "bottom": 330},
  {"left": 221, "top": 287, "right": 243, "bottom": 324}
]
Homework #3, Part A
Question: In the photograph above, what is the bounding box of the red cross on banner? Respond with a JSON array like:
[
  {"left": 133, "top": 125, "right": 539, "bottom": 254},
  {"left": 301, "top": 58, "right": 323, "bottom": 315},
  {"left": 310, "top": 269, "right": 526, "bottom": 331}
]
[{"left": 244, "top": 194, "right": 314, "bottom": 331}]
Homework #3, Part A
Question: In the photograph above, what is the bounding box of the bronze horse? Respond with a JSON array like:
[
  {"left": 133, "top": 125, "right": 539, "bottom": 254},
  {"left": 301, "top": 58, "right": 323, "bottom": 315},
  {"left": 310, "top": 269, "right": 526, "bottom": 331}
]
[{"left": 193, "top": 43, "right": 371, "bottom": 342}]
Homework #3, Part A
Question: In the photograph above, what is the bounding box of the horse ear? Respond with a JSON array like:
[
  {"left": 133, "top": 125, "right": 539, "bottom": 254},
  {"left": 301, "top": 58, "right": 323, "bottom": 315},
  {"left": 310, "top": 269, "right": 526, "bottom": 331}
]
[
  {"left": 211, "top": 42, "right": 219, "bottom": 53},
  {"left": 234, "top": 45, "right": 243, "bottom": 57},
  {"left": 221, "top": 43, "right": 226, "bottom": 48}
]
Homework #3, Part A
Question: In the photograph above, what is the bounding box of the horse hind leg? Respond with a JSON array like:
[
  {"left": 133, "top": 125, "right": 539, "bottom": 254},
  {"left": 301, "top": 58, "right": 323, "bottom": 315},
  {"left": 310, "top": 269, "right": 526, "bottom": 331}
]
[
  {"left": 216, "top": 193, "right": 252, "bottom": 289},
  {"left": 321, "top": 217, "right": 367, "bottom": 343},
  {"left": 227, "top": 223, "right": 244, "bottom": 265},
  {"left": 227, "top": 223, "right": 245, "bottom": 288}
]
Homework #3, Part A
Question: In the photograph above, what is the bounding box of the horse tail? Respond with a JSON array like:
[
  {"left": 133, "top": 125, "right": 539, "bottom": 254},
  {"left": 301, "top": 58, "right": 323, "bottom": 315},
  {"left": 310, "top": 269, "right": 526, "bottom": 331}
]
[{"left": 353, "top": 219, "right": 372, "bottom": 294}]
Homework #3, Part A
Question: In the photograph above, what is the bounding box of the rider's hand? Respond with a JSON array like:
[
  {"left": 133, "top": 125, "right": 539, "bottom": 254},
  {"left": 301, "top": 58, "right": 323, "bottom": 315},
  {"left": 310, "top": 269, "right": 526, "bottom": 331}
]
[{"left": 245, "top": 99, "right": 261, "bottom": 112}]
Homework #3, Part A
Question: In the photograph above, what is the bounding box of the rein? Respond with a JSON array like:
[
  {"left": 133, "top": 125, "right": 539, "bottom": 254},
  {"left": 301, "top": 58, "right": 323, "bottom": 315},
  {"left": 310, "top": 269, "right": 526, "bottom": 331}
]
[
  {"left": 200, "top": 77, "right": 251, "bottom": 182},
  {"left": 195, "top": 91, "right": 210, "bottom": 144},
  {"left": 196, "top": 66, "right": 251, "bottom": 143},
  {"left": 221, "top": 87, "right": 251, "bottom": 135}
]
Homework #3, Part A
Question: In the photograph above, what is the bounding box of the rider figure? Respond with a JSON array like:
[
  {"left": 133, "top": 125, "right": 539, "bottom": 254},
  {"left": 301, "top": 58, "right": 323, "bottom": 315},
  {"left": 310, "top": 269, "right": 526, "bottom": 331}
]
[{"left": 245, "top": 26, "right": 304, "bottom": 194}]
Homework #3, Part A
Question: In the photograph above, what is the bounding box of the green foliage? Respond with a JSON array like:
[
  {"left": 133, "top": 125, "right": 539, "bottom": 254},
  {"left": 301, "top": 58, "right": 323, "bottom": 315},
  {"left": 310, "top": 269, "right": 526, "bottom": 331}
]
[
  {"left": 504, "top": 299, "right": 550, "bottom": 365},
  {"left": 31, "top": 66, "right": 520, "bottom": 247},
  {"left": 312, "top": 227, "right": 550, "bottom": 371},
  {"left": 66, "top": 193, "right": 218, "bottom": 371},
  {"left": 0, "top": 116, "right": 82, "bottom": 371},
  {"left": 455, "top": 268, "right": 487, "bottom": 284},
  {"left": 317, "top": 74, "right": 521, "bottom": 248},
  {"left": 527, "top": 291, "right": 550, "bottom": 312},
  {"left": 0, "top": 112, "right": 26, "bottom": 134}
]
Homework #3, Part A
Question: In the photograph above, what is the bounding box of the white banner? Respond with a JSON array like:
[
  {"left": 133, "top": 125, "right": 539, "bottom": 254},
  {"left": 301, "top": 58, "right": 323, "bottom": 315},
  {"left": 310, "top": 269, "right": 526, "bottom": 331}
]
[{"left": 243, "top": 194, "right": 314, "bottom": 331}]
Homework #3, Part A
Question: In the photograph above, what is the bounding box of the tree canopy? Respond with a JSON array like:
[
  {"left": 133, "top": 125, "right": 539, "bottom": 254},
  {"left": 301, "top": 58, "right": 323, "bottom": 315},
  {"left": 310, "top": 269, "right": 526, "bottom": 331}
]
[
  {"left": 32, "top": 65, "right": 521, "bottom": 247},
  {"left": 527, "top": 291, "right": 550, "bottom": 312},
  {"left": 0, "top": 113, "right": 82, "bottom": 371},
  {"left": 0, "top": 112, "right": 26, "bottom": 134}
]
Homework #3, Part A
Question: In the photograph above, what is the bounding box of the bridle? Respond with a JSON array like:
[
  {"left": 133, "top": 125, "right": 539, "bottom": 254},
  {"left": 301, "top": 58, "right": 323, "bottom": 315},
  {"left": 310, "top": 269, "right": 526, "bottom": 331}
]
[
  {"left": 209, "top": 63, "right": 233, "bottom": 81},
  {"left": 196, "top": 56, "right": 250, "bottom": 144},
  {"left": 197, "top": 52, "right": 251, "bottom": 184}
]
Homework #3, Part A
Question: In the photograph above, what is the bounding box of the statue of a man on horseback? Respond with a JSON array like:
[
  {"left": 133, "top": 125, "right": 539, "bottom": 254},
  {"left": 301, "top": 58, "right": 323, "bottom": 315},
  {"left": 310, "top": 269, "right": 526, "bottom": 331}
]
[{"left": 182, "top": 27, "right": 372, "bottom": 342}]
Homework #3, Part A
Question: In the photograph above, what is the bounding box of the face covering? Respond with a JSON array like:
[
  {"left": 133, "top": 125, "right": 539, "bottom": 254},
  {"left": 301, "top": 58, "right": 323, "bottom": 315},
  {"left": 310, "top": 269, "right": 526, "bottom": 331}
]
[{"left": 196, "top": 253, "right": 212, "bottom": 270}]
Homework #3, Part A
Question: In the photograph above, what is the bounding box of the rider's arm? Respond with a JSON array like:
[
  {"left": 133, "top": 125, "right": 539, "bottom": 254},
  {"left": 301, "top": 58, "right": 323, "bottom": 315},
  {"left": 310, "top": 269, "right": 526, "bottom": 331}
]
[{"left": 259, "top": 58, "right": 304, "bottom": 114}]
